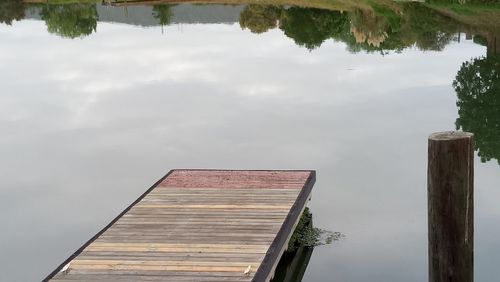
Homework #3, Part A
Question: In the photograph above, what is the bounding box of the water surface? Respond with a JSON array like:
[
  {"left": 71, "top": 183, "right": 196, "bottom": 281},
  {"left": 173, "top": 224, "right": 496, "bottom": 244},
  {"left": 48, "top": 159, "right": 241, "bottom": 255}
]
[{"left": 0, "top": 1, "right": 500, "bottom": 281}]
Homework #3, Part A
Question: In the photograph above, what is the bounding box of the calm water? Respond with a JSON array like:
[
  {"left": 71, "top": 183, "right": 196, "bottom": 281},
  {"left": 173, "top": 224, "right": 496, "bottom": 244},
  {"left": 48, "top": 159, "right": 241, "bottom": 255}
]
[{"left": 1, "top": 1, "right": 500, "bottom": 281}]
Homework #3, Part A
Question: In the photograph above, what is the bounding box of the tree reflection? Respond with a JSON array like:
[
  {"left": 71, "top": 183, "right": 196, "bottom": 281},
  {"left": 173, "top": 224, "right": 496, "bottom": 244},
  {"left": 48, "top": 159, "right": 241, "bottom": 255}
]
[
  {"left": 239, "top": 4, "right": 281, "bottom": 34},
  {"left": 0, "top": 0, "right": 25, "bottom": 25},
  {"left": 153, "top": 4, "right": 172, "bottom": 27},
  {"left": 41, "top": 4, "right": 98, "bottom": 39},
  {"left": 280, "top": 8, "right": 349, "bottom": 50},
  {"left": 349, "top": 8, "right": 391, "bottom": 48},
  {"left": 1, "top": 0, "right": 497, "bottom": 51},
  {"left": 403, "top": 3, "right": 457, "bottom": 51},
  {"left": 454, "top": 55, "right": 500, "bottom": 164},
  {"left": 237, "top": 3, "right": 462, "bottom": 52}
]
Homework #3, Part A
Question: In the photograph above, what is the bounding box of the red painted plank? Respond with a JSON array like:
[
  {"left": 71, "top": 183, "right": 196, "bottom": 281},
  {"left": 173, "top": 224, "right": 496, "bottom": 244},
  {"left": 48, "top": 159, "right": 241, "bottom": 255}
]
[{"left": 160, "top": 170, "right": 311, "bottom": 189}]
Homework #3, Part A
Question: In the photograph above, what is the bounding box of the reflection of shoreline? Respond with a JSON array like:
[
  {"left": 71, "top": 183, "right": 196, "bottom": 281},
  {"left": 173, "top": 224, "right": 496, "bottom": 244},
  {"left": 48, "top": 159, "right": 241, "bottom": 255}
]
[
  {"left": 21, "top": 0, "right": 500, "bottom": 33},
  {"left": 5, "top": 1, "right": 500, "bottom": 54},
  {"left": 24, "top": 4, "right": 245, "bottom": 26},
  {"left": 23, "top": 0, "right": 367, "bottom": 12}
]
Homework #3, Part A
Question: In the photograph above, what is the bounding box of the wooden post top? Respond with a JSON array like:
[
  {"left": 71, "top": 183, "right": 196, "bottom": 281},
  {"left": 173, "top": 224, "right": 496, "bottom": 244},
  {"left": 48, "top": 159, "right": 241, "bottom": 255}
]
[{"left": 429, "top": 131, "right": 474, "bottom": 141}]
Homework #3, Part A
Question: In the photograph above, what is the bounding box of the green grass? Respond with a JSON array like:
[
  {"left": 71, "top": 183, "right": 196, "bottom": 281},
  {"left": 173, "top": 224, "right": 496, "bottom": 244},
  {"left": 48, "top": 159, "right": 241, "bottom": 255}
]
[
  {"left": 25, "top": 0, "right": 101, "bottom": 4},
  {"left": 426, "top": 1, "right": 500, "bottom": 14},
  {"left": 423, "top": 1, "right": 500, "bottom": 29}
]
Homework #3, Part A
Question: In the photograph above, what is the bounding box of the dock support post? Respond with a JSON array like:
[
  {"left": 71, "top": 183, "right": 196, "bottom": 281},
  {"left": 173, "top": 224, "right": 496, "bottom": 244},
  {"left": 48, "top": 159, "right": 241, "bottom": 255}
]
[{"left": 428, "top": 131, "right": 474, "bottom": 282}]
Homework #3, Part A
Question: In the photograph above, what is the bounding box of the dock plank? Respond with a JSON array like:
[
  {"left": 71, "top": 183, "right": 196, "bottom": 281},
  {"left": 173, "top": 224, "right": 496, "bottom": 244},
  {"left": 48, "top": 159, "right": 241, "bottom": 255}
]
[{"left": 45, "top": 169, "right": 315, "bottom": 282}]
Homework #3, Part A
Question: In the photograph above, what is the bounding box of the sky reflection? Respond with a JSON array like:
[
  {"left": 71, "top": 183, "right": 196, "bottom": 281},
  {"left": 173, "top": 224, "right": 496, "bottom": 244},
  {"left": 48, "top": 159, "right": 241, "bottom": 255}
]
[{"left": 1, "top": 17, "right": 500, "bottom": 282}]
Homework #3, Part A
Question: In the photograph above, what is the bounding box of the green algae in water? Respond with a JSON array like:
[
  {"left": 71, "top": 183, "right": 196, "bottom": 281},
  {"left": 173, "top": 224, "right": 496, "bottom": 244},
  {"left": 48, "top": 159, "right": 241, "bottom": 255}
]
[{"left": 288, "top": 207, "right": 344, "bottom": 251}]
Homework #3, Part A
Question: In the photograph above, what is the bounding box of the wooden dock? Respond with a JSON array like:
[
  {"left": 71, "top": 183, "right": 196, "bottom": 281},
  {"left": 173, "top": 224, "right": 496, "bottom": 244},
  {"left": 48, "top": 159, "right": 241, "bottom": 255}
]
[{"left": 45, "top": 169, "right": 316, "bottom": 282}]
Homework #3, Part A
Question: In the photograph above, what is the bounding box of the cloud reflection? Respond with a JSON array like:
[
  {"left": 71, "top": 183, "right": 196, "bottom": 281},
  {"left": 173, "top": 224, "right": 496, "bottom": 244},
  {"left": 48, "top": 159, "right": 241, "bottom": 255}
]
[{"left": 1, "top": 19, "right": 499, "bottom": 282}]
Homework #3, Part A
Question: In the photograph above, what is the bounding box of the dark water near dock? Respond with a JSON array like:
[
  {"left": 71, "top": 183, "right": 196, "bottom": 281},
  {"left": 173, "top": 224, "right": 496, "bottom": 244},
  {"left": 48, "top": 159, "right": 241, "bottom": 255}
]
[{"left": 1, "top": 0, "right": 500, "bottom": 281}]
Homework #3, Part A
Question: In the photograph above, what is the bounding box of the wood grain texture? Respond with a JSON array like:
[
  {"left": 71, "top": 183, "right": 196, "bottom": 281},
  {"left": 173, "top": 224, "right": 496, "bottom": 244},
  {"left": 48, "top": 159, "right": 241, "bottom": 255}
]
[
  {"left": 428, "top": 132, "right": 474, "bottom": 282},
  {"left": 46, "top": 169, "right": 315, "bottom": 282}
]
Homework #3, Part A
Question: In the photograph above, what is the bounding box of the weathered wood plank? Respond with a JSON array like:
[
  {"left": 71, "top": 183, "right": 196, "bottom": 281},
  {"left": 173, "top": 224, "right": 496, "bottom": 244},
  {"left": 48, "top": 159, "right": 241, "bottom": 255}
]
[
  {"left": 51, "top": 270, "right": 256, "bottom": 281},
  {"left": 45, "top": 170, "right": 315, "bottom": 282},
  {"left": 133, "top": 204, "right": 292, "bottom": 209},
  {"left": 428, "top": 132, "right": 474, "bottom": 282}
]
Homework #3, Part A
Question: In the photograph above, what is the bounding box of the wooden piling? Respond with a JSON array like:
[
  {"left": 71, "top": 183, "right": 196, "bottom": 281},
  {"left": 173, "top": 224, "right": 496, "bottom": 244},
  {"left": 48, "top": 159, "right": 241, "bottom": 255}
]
[{"left": 428, "top": 131, "right": 474, "bottom": 282}]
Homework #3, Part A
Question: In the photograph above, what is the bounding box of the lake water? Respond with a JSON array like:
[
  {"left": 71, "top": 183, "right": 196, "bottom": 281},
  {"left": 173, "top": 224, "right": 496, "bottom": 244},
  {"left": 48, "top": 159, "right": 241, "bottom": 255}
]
[{"left": 1, "top": 1, "right": 500, "bottom": 281}]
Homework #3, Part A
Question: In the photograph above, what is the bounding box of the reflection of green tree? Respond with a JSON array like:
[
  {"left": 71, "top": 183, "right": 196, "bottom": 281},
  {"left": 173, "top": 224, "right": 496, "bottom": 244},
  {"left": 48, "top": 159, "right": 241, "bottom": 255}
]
[
  {"left": 349, "top": 8, "right": 391, "bottom": 48},
  {"left": 0, "top": 0, "right": 25, "bottom": 25},
  {"left": 345, "top": 3, "right": 458, "bottom": 52},
  {"left": 41, "top": 4, "right": 98, "bottom": 39},
  {"left": 239, "top": 5, "right": 282, "bottom": 34},
  {"left": 237, "top": 3, "right": 463, "bottom": 52},
  {"left": 280, "top": 7, "right": 349, "bottom": 50},
  {"left": 153, "top": 4, "right": 172, "bottom": 27},
  {"left": 402, "top": 3, "right": 457, "bottom": 51},
  {"left": 454, "top": 55, "right": 500, "bottom": 164}
]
